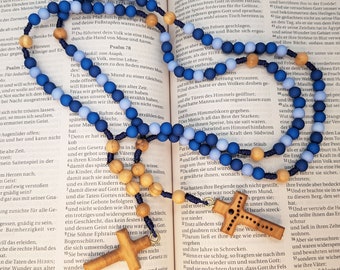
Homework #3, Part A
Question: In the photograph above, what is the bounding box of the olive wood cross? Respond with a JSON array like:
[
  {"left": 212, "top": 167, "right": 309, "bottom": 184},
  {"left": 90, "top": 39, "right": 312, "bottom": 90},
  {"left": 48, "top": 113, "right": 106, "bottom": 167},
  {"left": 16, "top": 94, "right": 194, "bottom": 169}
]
[{"left": 212, "top": 191, "right": 285, "bottom": 240}]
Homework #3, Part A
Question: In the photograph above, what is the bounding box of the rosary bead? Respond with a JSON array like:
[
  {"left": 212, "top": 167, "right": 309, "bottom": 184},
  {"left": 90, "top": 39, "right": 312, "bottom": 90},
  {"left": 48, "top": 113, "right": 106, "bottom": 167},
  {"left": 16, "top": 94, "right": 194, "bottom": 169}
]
[
  {"left": 135, "top": 139, "right": 149, "bottom": 152},
  {"left": 163, "top": 11, "right": 176, "bottom": 25},
  {"left": 126, "top": 181, "right": 140, "bottom": 196},
  {"left": 276, "top": 169, "right": 290, "bottom": 183},
  {"left": 244, "top": 42, "right": 256, "bottom": 53},
  {"left": 276, "top": 45, "right": 288, "bottom": 57},
  {"left": 53, "top": 28, "right": 67, "bottom": 40},
  {"left": 104, "top": 2, "right": 115, "bottom": 14},
  {"left": 250, "top": 147, "right": 264, "bottom": 162},
  {"left": 146, "top": 13, "right": 158, "bottom": 27},
  {"left": 295, "top": 52, "right": 308, "bottom": 66},
  {"left": 19, "top": 35, "right": 33, "bottom": 48},
  {"left": 118, "top": 169, "right": 133, "bottom": 184},
  {"left": 149, "top": 182, "right": 163, "bottom": 197},
  {"left": 38, "top": 8, "right": 50, "bottom": 20},
  {"left": 136, "top": 203, "right": 150, "bottom": 217},
  {"left": 172, "top": 190, "right": 186, "bottom": 204},
  {"left": 246, "top": 53, "right": 259, "bottom": 68},
  {"left": 139, "top": 173, "right": 154, "bottom": 188},
  {"left": 109, "top": 159, "right": 124, "bottom": 174},
  {"left": 131, "top": 162, "right": 146, "bottom": 176},
  {"left": 106, "top": 140, "right": 120, "bottom": 154}
]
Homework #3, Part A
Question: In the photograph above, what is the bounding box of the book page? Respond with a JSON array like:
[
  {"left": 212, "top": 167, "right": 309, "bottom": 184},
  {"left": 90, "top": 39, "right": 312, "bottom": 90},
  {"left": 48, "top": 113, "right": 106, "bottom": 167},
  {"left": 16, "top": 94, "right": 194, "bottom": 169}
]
[
  {"left": 0, "top": 1, "right": 173, "bottom": 269},
  {"left": 169, "top": 0, "right": 340, "bottom": 269}
]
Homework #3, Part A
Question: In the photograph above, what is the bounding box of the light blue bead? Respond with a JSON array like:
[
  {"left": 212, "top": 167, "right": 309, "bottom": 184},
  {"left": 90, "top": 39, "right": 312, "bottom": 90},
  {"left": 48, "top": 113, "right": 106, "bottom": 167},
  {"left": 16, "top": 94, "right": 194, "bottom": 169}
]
[
  {"left": 78, "top": 106, "right": 91, "bottom": 119},
  {"left": 209, "top": 148, "right": 221, "bottom": 160},
  {"left": 73, "top": 50, "right": 85, "bottom": 62},
  {"left": 276, "top": 45, "right": 287, "bottom": 57},
  {"left": 242, "top": 163, "right": 253, "bottom": 176},
  {"left": 160, "top": 32, "right": 171, "bottom": 42},
  {"left": 293, "top": 108, "right": 305, "bottom": 118},
  {"left": 314, "top": 91, "right": 326, "bottom": 101},
  {"left": 119, "top": 98, "right": 131, "bottom": 110},
  {"left": 51, "top": 87, "right": 64, "bottom": 100},
  {"left": 179, "top": 136, "right": 189, "bottom": 146},
  {"left": 167, "top": 61, "right": 178, "bottom": 72},
  {"left": 104, "top": 2, "right": 115, "bottom": 14},
  {"left": 244, "top": 42, "right": 256, "bottom": 53},
  {"left": 70, "top": 1, "right": 82, "bottom": 13},
  {"left": 193, "top": 70, "right": 204, "bottom": 81},
  {"left": 96, "top": 73, "right": 108, "bottom": 86},
  {"left": 280, "top": 134, "right": 293, "bottom": 147},
  {"left": 312, "top": 122, "right": 325, "bottom": 133},
  {"left": 38, "top": 8, "right": 50, "bottom": 20},
  {"left": 183, "top": 23, "right": 195, "bottom": 34},
  {"left": 216, "top": 139, "right": 228, "bottom": 151},
  {"left": 226, "top": 58, "right": 237, "bottom": 71},
  {"left": 212, "top": 38, "right": 223, "bottom": 50},
  {"left": 149, "top": 122, "right": 160, "bottom": 135},
  {"left": 29, "top": 67, "right": 41, "bottom": 78},
  {"left": 183, "top": 127, "right": 195, "bottom": 140},
  {"left": 282, "top": 78, "right": 295, "bottom": 89},
  {"left": 301, "top": 150, "right": 314, "bottom": 163}
]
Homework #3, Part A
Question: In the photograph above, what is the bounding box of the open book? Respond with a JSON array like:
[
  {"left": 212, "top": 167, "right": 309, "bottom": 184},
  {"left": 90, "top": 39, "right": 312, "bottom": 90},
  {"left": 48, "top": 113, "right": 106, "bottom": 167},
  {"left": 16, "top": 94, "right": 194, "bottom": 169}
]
[{"left": 1, "top": 0, "right": 339, "bottom": 269}]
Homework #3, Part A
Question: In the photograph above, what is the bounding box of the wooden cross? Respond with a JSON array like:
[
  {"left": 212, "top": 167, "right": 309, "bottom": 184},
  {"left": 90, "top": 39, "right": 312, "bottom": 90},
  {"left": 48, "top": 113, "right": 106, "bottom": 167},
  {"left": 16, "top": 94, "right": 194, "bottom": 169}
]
[
  {"left": 83, "top": 228, "right": 151, "bottom": 270},
  {"left": 212, "top": 191, "right": 285, "bottom": 240}
]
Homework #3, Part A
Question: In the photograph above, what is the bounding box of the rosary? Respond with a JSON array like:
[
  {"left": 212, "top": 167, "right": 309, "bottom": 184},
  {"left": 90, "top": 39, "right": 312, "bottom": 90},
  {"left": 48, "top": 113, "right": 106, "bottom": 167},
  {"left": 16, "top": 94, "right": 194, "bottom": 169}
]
[{"left": 19, "top": 1, "right": 326, "bottom": 269}]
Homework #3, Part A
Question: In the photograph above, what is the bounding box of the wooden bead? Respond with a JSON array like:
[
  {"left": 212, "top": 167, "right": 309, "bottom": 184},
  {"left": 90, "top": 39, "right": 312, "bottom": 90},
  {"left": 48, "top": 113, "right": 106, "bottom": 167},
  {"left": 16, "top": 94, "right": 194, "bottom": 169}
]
[
  {"left": 135, "top": 139, "right": 149, "bottom": 152},
  {"left": 19, "top": 35, "right": 33, "bottom": 48},
  {"left": 163, "top": 11, "right": 176, "bottom": 25},
  {"left": 277, "top": 169, "right": 290, "bottom": 183},
  {"left": 131, "top": 162, "right": 145, "bottom": 177},
  {"left": 53, "top": 27, "right": 67, "bottom": 40},
  {"left": 106, "top": 140, "right": 120, "bottom": 154},
  {"left": 118, "top": 169, "right": 133, "bottom": 184},
  {"left": 295, "top": 52, "right": 308, "bottom": 66},
  {"left": 149, "top": 182, "right": 163, "bottom": 197},
  {"left": 145, "top": 14, "right": 158, "bottom": 27},
  {"left": 108, "top": 160, "right": 124, "bottom": 174},
  {"left": 139, "top": 173, "right": 154, "bottom": 188},
  {"left": 250, "top": 147, "right": 264, "bottom": 162},
  {"left": 126, "top": 181, "right": 140, "bottom": 196},
  {"left": 172, "top": 190, "right": 186, "bottom": 204},
  {"left": 246, "top": 53, "right": 259, "bottom": 68},
  {"left": 136, "top": 203, "right": 150, "bottom": 218}
]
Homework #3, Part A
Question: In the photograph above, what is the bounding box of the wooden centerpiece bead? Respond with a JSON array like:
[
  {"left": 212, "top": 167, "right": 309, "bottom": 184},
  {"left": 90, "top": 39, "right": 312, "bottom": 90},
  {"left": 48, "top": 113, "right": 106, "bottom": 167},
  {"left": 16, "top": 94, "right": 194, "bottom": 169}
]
[
  {"left": 131, "top": 162, "right": 146, "bottom": 177},
  {"left": 163, "top": 11, "right": 176, "bottom": 25},
  {"left": 172, "top": 190, "right": 186, "bottom": 204},
  {"left": 118, "top": 169, "right": 133, "bottom": 184},
  {"left": 246, "top": 53, "right": 259, "bottom": 68},
  {"left": 106, "top": 139, "right": 120, "bottom": 154},
  {"left": 126, "top": 181, "right": 141, "bottom": 196},
  {"left": 149, "top": 182, "right": 163, "bottom": 197},
  {"left": 53, "top": 27, "right": 67, "bottom": 40},
  {"left": 250, "top": 147, "right": 265, "bottom": 162},
  {"left": 109, "top": 159, "right": 124, "bottom": 174},
  {"left": 145, "top": 13, "right": 158, "bottom": 27},
  {"left": 295, "top": 52, "right": 308, "bottom": 66},
  {"left": 19, "top": 35, "right": 33, "bottom": 48},
  {"left": 136, "top": 203, "right": 151, "bottom": 218},
  {"left": 276, "top": 169, "right": 290, "bottom": 183},
  {"left": 139, "top": 173, "right": 154, "bottom": 188},
  {"left": 135, "top": 139, "right": 149, "bottom": 152}
]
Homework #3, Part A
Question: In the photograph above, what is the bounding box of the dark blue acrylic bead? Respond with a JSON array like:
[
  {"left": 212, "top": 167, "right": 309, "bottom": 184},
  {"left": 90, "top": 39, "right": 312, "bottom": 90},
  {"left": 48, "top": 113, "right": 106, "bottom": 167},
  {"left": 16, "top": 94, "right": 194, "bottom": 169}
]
[
  {"left": 201, "top": 34, "right": 213, "bottom": 46},
  {"left": 194, "top": 131, "right": 206, "bottom": 143},
  {"left": 59, "top": 1, "right": 71, "bottom": 13},
  {"left": 36, "top": 74, "right": 49, "bottom": 86},
  {"left": 289, "top": 87, "right": 301, "bottom": 98},
  {"left": 126, "top": 5, "right": 137, "bottom": 17},
  {"left": 311, "top": 70, "right": 323, "bottom": 81},
  {"left": 43, "top": 82, "right": 56, "bottom": 94},
  {"left": 215, "top": 63, "right": 227, "bottom": 75},
  {"left": 146, "top": 0, "right": 157, "bottom": 11},
  {"left": 136, "top": 0, "right": 147, "bottom": 6},
  {"left": 204, "top": 68, "right": 216, "bottom": 80},
  {"left": 266, "top": 62, "right": 279, "bottom": 74},
  {"left": 233, "top": 42, "right": 245, "bottom": 54},
  {"left": 104, "top": 81, "right": 116, "bottom": 93},
  {"left": 169, "top": 134, "right": 179, "bottom": 143},
  {"left": 252, "top": 167, "right": 265, "bottom": 180},
  {"left": 183, "top": 69, "right": 194, "bottom": 80},
  {"left": 160, "top": 122, "right": 172, "bottom": 135},
  {"left": 310, "top": 132, "right": 323, "bottom": 144},
  {"left": 287, "top": 127, "right": 299, "bottom": 139},
  {"left": 296, "top": 159, "right": 308, "bottom": 172},
  {"left": 293, "top": 97, "right": 306, "bottom": 108},
  {"left": 138, "top": 123, "right": 149, "bottom": 135},
  {"left": 131, "top": 117, "right": 143, "bottom": 127},
  {"left": 199, "top": 144, "right": 211, "bottom": 156},
  {"left": 47, "top": 2, "right": 59, "bottom": 14},
  {"left": 227, "top": 142, "right": 239, "bottom": 155},
  {"left": 60, "top": 94, "right": 73, "bottom": 106},
  {"left": 24, "top": 57, "right": 37, "bottom": 68},
  {"left": 206, "top": 134, "right": 218, "bottom": 146},
  {"left": 80, "top": 58, "right": 93, "bottom": 70},
  {"left": 230, "top": 159, "right": 243, "bottom": 171},
  {"left": 126, "top": 107, "right": 138, "bottom": 119},
  {"left": 65, "top": 45, "right": 77, "bottom": 56},
  {"left": 313, "top": 101, "right": 326, "bottom": 112},
  {"left": 219, "top": 153, "right": 232, "bottom": 166},
  {"left": 189, "top": 140, "right": 200, "bottom": 151},
  {"left": 89, "top": 66, "right": 101, "bottom": 78},
  {"left": 172, "top": 124, "right": 184, "bottom": 136},
  {"left": 313, "top": 80, "right": 325, "bottom": 91},
  {"left": 222, "top": 42, "right": 233, "bottom": 53},
  {"left": 292, "top": 118, "right": 305, "bottom": 130},
  {"left": 273, "top": 143, "right": 286, "bottom": 155},
  {"left": 158, "top": 133, "right": 168, "bottom": 142},
  {"left": 192, "top": 28, "right": 204, "bottom": 40},
  {"left": 28, "top": 13, "right": 41, "bottom": 25},
  {"left": 161, "top": 42, "right": 172, "bottom": 52},
  {"left": 174, "top": 66, "right": 185, "bottom": 77},
  {"left": 307, "top": 143, "right": 320, "bottom": 154},
  {"left": 266, "top": 42, "right": 277, "bottom": 54},
  {"left": 58, "top": 12, "right": 69, "bottom": 21},
  {"left": 274, "top": 70, "right": 287, "bottom": 82},
  {"left": 163, "top": 52, "right": 174, "bottom": 63},
  {"left": 81, "top": 2, "right": 93, "bottom": 13},
  {"left": 255, "top": 42, "right": 266, "bottom": 54},
  {"left": 115, "top": 4, "right": 125, "bottom": 16},
  {"left": 93, "top": 2, "right": 104, "bottom": 14},
  {"left": 313, "top": 112, "right": 326, "bottom": 122},
  {"left": 69, "top": 100, "right": 82, "bottom": 112},
  {"left": 112, "top": 90, "right": 124, "bottom": 102},
  {"left": 87, "top": 112, "right": 99, "bottom": 124},
  {"left": 126, "top": 126, "right": 138, "bottom": 138}
]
